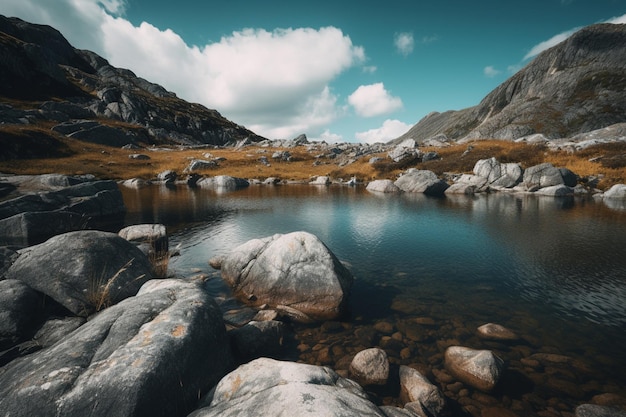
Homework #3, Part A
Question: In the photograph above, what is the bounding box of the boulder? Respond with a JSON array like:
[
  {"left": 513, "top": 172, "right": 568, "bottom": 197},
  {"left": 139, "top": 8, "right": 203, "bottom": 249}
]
[
  {"left": 399, "top": 365, "right": 446, "bottom": 417},
  {"left": 0, "top": 279, "right": 42, "bottom": 350},
  {"left": 128, "top": 153, "right": 150, "bottom": 160},
  {"left": 477, "top": 323, "right": 520, "bottom": 341},
  {"left": 603, "top": 184, "right": 626, "bottom": 199},
  {"left": 559, "top": 167, "right": 579, "bottom": 187},
  {"left": 522, "top": 163, "right": 564, "bottom": 190},
  {"left": 421, "top": 151, "right": 440, "bottom": 162},
  {"left": 575, "top": 404, "right": 626, "bottom": 417},
  {"left": 184, "top": 159, "right": 218, "bottom": 172},
  {"left": 5, "top": 231, "right": 153, "bottom": 316},
  {"left": 349, "top": 348, "right": 390, "bottom": 386},
  {"left": 120, "top": 178, "right": 151, "bottom": 189},
  {"left": 394, "top": 170, "right": 449, "bottom": 196},
  {"left": 228, "top": 320, "right": 286, "bottom": 362},
  {"left": 197, "top": 175, "right": 249, "bottom": 190},
  {"left": 388, "top": 140, "right": 420, "bottom": 163},
  {"left": 189, "top": 357, "right": 387, "bottom": 417},
  {"left": 367, "top": 180, "right": 401, "bottom": 193},
  {"left": 473, "top": 157, "right": 523, "bottom": 188},
  {"left": 0, "top": 279, "right": 233, "bottom": 417},
  {"left": 534, "top": 184, "right": 574, "bottom": 197},
  {"left": 119, "top": 223, "right": 168, "bottom": 253},
  {"left": 0, "top": 247, "right": 18, "bottom": 278},
  {"left": 0, "top": 210, "right": 85, "bottom": 246},
  {"left": 310, "top": 176, "right": 331, "bottom": 185},
  {"left": 444, "top": 346, "right": 504, "bottom": 392},
  {"left": 157, "top": 170, "right": 177, "bottom": 183},
  {"left": 444, "top": 183, "right": 477, "bottom": 195},
  {"left": 219, "top": 231, "right": 353, "bottom": 322}
]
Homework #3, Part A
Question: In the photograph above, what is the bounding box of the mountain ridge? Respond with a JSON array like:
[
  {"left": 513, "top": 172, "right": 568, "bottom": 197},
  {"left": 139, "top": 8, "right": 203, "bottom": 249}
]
[
  {"left": 0, "top": 15, "right": 264, "bottom": 154},
  {"left": 394, "top": 23, "right": 626, "bottom": 144}
]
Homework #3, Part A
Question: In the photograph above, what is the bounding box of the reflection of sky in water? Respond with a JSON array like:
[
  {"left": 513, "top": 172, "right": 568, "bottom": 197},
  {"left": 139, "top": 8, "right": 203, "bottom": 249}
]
[{"left": 120, "top": 185, "right": 626, "bottom": 328}]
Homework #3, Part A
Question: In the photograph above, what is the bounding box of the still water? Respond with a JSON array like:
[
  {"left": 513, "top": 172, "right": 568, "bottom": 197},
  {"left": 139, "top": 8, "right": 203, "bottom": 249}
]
[{"left": 121, "top": 184, "right": 626, "bottom": 413}]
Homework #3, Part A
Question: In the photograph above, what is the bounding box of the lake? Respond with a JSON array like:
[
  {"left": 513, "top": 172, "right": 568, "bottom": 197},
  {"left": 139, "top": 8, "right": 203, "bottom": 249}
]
[{"left": 120, "top": 184, "right": 626, "bottom": 415}]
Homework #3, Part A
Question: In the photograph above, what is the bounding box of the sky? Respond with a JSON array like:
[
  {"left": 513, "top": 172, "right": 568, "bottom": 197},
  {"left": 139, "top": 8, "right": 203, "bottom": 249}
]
[{"left": 1, "top": 1, "right": 625, "bottom": 144}]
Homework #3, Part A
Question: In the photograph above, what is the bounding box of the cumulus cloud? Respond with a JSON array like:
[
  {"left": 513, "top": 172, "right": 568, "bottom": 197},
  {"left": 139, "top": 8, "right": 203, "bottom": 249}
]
[
  {"left": 315, "top": 129, "right": 344, "bottom": 143},
  {"left": 348, "top": 83, "right": 403, "bottom": 117},
  {"left": 0, "top": 0, "right": 366, "bottom": 140},
  {"left": 483, "top": 66, "right": 501, "bottom": 78},
  {"left": 394, "top": 32, "right": 414, "bottom": 56},
  {"left": 355, "top": 119, "right": 412, "bottom": 144}
]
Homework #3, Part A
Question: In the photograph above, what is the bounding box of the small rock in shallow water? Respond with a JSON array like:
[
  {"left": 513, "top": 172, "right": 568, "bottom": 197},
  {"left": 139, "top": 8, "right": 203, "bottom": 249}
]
[
  {"left": 477, "top": 323, "right": 520, "bottom": 341},
  {"left": 444, "top": 346, "right": 504, "bottom": 393},
  {"left": 349, "top": 347, "right": 390, "bottom": 386}
]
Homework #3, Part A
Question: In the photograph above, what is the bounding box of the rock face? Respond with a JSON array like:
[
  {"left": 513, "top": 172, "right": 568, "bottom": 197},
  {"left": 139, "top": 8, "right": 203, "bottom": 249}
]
[
  {"left": 219, "top": 231, "right": 354, "bottom": 322},
  {"left": 0, "top": 279, "right": 233, "bottom": 417},
  {"left": 0, "top": 279, "right": 42, "bottom": 350},
  {"left": 189, "top": 357, "right": 387, "bottom": 417},
  {"left": 5, "top": 230, "right": 153, "bottom": 316},
  {"left": 394, "top": 23, "right": 626, "bottom": 143},
  {"left": 0, "top": 15, "right": 264, "bottom": 149},
  {"left": 444, "top": 346, "right": 505, "bottom": 392},
  {"left": 349, "top": 347, "right": 390, "bottom": 386},
  {"left": 472, "top": 158, "right": 523, "bottom": 188}
]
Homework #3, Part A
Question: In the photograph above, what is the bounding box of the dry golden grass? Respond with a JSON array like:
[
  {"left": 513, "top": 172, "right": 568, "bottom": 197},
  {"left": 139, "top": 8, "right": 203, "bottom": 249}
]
[{"left": 0, "top": 136, "right": 624, "bottom": 190}]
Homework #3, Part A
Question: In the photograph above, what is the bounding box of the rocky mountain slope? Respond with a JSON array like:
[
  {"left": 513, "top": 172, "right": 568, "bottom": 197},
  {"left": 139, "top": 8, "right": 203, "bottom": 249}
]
[
  {"left": 0, "top": 15, "right": 264, "bottom": 158},
  {"left": 394, "top": 23, "right": 626, "bottom": 144}
]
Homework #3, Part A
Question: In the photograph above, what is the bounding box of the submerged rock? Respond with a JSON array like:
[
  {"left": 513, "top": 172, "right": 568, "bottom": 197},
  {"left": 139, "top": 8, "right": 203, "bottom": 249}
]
[
  {"left": 189, "top": 357, "right": 387, "bottom": 417},
  {"left": 0, "top": 279, "right": 233, "bottom": 417},
  {"left": 477, "top": 323, "right": 520, "bottom": 341},
  {"left": 219, "top": 231, "right": 353, "bottom": 322},
  {"left": 444, "top": 346, "right": 504, "bottom": 392},
  {"left": 399, "top": 365, "right": 446, "bottom": 417}
]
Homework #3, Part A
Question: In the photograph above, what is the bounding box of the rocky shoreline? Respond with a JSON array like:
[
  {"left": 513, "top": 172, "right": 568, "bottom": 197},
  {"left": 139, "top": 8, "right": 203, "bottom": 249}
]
[{"left": 1, "top": 173, "right": 626, "bottom": 417}]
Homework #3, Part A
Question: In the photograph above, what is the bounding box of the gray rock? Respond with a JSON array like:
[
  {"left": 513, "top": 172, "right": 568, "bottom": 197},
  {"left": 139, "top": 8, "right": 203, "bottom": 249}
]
[
  {"left": 388, "top": 140, "right": 421, "bottom": 162},
  {"left": 157, "top": 170, "right": 177, "bottom": 183},
  {"left": 421, "top": 151, "right": 440, "bottom": 162},
  {"left": 603, "top": 184, "right": 626, "bottom": 198},
  {"left": 444, "top": 346, "right": 504, "bottom": 392},
  {"left": 197, "top": 175, "right": 249, "bottom": 190},
  {"left": 0, "top": 210, "right": 86, "bottom": 246},
  {"left": 394, "top": 170, "right": 449, "bottom": 196},
  {"left": 128, "top": 153, "right": 150, "bottom": 160},
  {"left": 220, "top": 231, "right": 353, "bottom": 322},
  {"left": 575, "top": 404, "right": 626, "bottom": 417},
  {"left": 559, "top": 167, "right": 579, "bottom": 187},
  {"left": 120, "top": 178, "right": 151, "bottom": 189},
  {"left": 522, "top": 163, "right": 565, "bottom": 190},
  {"left": 473, "top": 158, "right": 522, "bottom": 188},
  {"left": 229, "top": 320, "right": 286, "bottom": 361},
  {"left": 399, "top": 365, "right": 445, "bottom": 417},
  {"left": 0, "top": 279, "right": 42, "bottom": 350},
  {"left": 189, "top": 357, "right": 387, "bottom": 417},
  {"left": 534, "top": 184, "right": 574, "bottom": 196},
  {"left": 369, "top": 157, "right": 385, "bottom": 164},
  {"left": 119, "top": 223, "right": 168, "bottom": 253},
  {"left": 444, "top": 183, "right": 477, "bottom": 195},
  {"left": 379, "top": 406, "right": 418, "bottom": 417},
  {"left": 0, "top": 279, "right": 233, "bottom": 417},
  {"left": 6, "top": 230, "right": 153, "bottom": 316},
  {"left": 184, "top": 159, "right": 218, "bottom": 172},
  {"left": 0, "top": 247, "right": 18, "bottom": 279},
  {"left": 367, "top": 180, "right": 401, "bottom": 193},
  {"left": 310, "top": 176, "right": 330, "bottom": 185},
  {"left": 349, "top": 347, "right": 390, "bottom": 386},
  {"left": 32, "top": 316, "right": 86, "bottom": 348}
]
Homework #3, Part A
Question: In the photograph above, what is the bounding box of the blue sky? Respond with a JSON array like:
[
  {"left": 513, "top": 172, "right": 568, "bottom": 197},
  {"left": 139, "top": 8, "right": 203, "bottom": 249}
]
[{"left": 1, "top": 0, "right": 625, "bottom": 143}]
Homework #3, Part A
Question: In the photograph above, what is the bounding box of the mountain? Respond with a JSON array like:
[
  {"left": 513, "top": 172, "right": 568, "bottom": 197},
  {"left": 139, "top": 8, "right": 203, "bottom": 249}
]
[
  {"left": 394, "top": 23, "right": 626, "bottom": 144},
  {"left": 0, "top": 15, "right": 264, "bottom": 157}
]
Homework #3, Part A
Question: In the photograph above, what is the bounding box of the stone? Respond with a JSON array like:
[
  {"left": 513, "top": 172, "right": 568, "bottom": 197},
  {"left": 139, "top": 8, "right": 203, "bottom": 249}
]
[
  {"left": 128, "top": 153, "right": 150, "bottom": 160},
  {"left": 184, "top": 159, "right": 218, "bottom": 172},
  {"left": 379, "top": 406, "right": 417, "bottom": 417},
  {"left": 444, "top": 346, "right": 504, "bottom": 392},
  {"left": 220, "top": 232, "right": 353, "bottom": 322},
  {"left": 310, "top": 176, "right": 330, "bottom": 185},
  {"left": 522, "top": 163, "right": 565, "bottom": 190},
  {"left": 394, "top": 170, "right": 449, "bottom": 196},
  {"left": 559, "top": 167, "right": 579, "bottom": 187},
  {"left": 0, "top": 210, "right": 86, "bottom": 246},
  {"left": 399, "top": 365, "right": 446, "bottom": 417},
  {"left": 444, "top": 183, "right": 477, "bottom": 195},
  {"left": 534, "top": 184, "right": 574, "bottom": 196},
  {"left": 575, "top": 404, "right": 626, "bottom": 417},
  {"left": 189, "top": 357, "right": 387, "bottom": 417},
  {"left": 120, "top": 178, "right": 151, "bottom": 189},
  {"left": 229, "top": 320, "right": 286, "bottom": 362},
  {"left": 0, "top": 247, "right": 18, "bottom": 278},
  {"left": 157, "top": 170, "right": 177, "bottom": 183},
  {"left": 388, "top": 139, "right": 420, "bottom": 162},
  {"left": 603, "top": 184, "right": 626, "bottom": 199},
  {"left": 0, "top": 279, "right": 42, "bottom": 350},
  {"left": 119, "top": 223, "right": 168, "bottom": 253},
  {"left": 5, "top": 230, "right": 153, "bottom": 316},
  {"left": 367, "top": 180, "right": 401, "bottom": 193},
  {"left": 473, "top": 158, "right": 522, "bottom": 188},
  {"left": 421, "top": 151, "right": 440, "bottom": 162},
  {"left": 0, "top": 279, "right": 233, "bottom": 417},
  {"left": 196, "top": 175, "right": 249, "bottom": 190},
  {"left": 349, "top": 348, "right": 390, "bottom": 386},
  {"left": 477, "top": 323, "right": 520, "bottom": 341}
]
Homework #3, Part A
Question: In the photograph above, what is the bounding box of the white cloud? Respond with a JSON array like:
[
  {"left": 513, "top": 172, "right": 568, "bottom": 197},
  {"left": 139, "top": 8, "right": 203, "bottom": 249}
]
[
  {"left": 355, "top": 119, "right": 412, "bottom": 144},
  {"left": 483, "top": 66, "right": 501, "bottom": 78},
  {"left": 394, "top": 32, "right": 414, "bottom": 56},
  {"left": 314, "top": 129, "right": 343, "bottom": 143},
  {"left": 362, "top": 65, "right": 377, "bottom": 74},
  {"left": 348, "top": 83, "right": 403, "bottom": 117},
  {"left": 0, "top": 0, "right": 366, "bottom": 140}
]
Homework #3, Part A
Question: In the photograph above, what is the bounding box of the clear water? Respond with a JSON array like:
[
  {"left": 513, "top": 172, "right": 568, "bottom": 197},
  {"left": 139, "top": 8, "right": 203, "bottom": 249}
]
[{"left": 121, "top": 184, "right": 626, "bottom": 413}]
